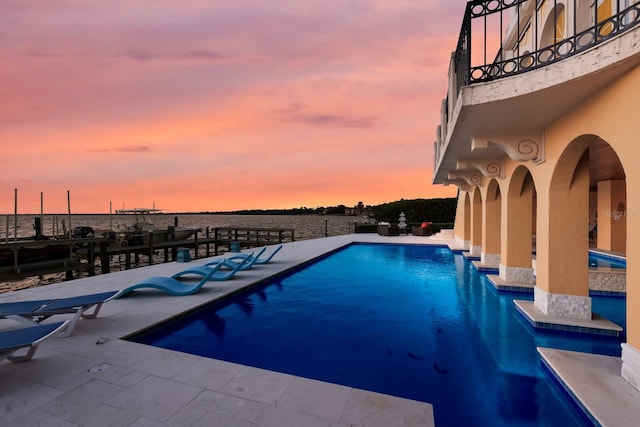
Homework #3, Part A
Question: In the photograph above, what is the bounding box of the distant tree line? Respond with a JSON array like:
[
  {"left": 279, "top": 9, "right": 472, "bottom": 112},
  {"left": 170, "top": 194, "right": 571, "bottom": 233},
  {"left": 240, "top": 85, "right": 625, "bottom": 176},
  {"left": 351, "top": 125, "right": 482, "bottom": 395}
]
[
  {"left": 369, "top": 198, "right": 456, "bottom": 224},
  {"left": 198, "top": 197, "right": 456, "bottom": 224},
  {"left": 208, "top": 206, "right": 347, "bottom": 215}
]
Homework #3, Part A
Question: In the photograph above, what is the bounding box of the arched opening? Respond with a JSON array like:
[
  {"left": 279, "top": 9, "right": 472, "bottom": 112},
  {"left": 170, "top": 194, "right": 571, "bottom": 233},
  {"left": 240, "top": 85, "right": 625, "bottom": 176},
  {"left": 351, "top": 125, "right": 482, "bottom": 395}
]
[
  {"left": 471, "top": 187, "right": 483, "bottom": 256},
  {"left": 454, "top": 191, "right": 473, "bottom": 250},
  {"left": 589, "top": 139, "right": 627, "bottom": 253},
  {"left": 482, "top": 179, "right": 502, "bottom": 267},
  {"left": 500, "top": 166, "right": 537, "bottom": 285},
  {"left": 542, "top": 137, "right": 591, "bottom": 303},
  {"left": 464, "top": 191, "right": 471, "bottom": 248},
  {"left": 538, "top": 134, "right": 626, "bottom": 320},
  {"left": 541, "top": 4, "right": 566, "bottom": 49}
]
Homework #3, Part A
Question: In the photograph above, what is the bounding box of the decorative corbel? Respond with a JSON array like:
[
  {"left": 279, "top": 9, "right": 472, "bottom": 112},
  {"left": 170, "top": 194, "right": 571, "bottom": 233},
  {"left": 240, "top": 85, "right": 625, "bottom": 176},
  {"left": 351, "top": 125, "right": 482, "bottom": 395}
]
[
  {"left": 448, "top": 170, "right": 484, "bottom": 188},
  {"left": 472, "top": 133, "right": 545, "bottom": 164},
  {"left": 444, "top": 178, "right": 471, "bottom": 192},
  {"left": 457, "top": 159, "right": 504, "bottom": 180}
]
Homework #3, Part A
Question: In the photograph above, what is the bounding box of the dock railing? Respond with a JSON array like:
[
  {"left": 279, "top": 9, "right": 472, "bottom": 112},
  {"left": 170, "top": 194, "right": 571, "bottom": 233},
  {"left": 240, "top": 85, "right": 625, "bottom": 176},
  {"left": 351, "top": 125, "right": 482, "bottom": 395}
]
[
  {"left": 209, "top": 227, "right": 295, "bottom": 252},
  {"left": 0, "top": 226, "right": 296, "bottom": 283}
]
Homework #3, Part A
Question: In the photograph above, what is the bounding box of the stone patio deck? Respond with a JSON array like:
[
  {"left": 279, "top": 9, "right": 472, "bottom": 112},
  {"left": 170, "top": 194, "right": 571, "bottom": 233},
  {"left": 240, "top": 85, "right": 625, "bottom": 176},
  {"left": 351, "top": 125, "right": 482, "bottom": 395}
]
[{"left": 0, "top": 233, "right": 638, "bottom": 426}]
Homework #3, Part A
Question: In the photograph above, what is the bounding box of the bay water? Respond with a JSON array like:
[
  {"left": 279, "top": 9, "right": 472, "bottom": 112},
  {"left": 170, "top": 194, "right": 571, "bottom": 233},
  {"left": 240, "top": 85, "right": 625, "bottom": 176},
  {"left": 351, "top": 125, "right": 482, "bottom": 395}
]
[{"left": 1, "top": 214, "right": 364, "bottom": 293}]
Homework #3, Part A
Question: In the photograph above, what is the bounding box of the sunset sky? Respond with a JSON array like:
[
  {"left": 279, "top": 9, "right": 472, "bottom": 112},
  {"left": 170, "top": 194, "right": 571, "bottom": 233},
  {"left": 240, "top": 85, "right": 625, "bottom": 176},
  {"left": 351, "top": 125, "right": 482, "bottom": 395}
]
[{"left": 2, "top": 0, "right": 466, "bottom": 213}]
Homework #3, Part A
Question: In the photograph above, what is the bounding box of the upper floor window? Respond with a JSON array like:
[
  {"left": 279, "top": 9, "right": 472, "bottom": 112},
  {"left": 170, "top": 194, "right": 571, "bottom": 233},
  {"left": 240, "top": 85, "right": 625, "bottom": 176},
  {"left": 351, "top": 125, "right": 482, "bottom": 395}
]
[
  {"left": 597, "top": 0, "right": 614, "bottom": 21},
  {"left": 541, "top": 4, "right": 566, "bottom": 48},
  {"left": 597, "top": 0, "right": 615, "bottom": 35},
  {"left": 555, "top": 6, "right": 566, "bottom": 42}
]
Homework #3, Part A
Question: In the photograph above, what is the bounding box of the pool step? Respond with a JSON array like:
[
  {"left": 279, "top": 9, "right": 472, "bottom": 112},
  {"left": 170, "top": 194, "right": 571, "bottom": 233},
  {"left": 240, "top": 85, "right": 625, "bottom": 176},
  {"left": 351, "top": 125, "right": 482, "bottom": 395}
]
[{"left": 514, "top": 300, "right": 623, "bottom": 337}]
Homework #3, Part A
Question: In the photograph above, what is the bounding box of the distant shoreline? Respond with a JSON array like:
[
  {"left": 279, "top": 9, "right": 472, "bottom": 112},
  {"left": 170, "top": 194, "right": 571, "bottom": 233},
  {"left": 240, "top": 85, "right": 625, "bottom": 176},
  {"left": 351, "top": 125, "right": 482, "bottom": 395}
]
[
  {"left": 2, "top": 197, "right": 457, "bottom": 224},
  {"left": 1, "top": 212, "right": 360, "bottom": 216}
]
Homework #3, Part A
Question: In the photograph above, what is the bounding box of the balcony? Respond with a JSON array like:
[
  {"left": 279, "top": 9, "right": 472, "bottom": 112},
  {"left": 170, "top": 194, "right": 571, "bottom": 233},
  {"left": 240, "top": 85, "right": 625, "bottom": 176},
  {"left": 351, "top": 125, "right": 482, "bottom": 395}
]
[{"left": 433, "top": 0, "right": 640, "bottom": 187}]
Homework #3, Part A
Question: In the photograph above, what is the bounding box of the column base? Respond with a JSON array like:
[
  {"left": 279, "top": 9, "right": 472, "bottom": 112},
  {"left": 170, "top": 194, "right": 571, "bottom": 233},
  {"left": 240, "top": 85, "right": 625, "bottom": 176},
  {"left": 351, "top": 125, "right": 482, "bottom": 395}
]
[
  {"left": 499, "top": 265, "right": 535, "bottom": 285},
  {"left": 454, "top": 236, "right": 470, "bottom": 250},
  {"left": 533, "top": 286, "right": 592, "bottom": 320},
  {"left": 481, "top": 252, "right": 500, "bottom": 266},
  {"left": 469, "top": 245, "right": 482, "bottom": 256},
  {"left": 622, "top": 344, "right": 640, "bottom": 393}
]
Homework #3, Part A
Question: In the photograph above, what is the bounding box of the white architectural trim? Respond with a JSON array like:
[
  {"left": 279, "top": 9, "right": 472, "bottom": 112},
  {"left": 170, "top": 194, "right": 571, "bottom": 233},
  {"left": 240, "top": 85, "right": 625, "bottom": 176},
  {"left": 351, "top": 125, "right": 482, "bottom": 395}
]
[
  {"left": 443, "top": 178, "right": 472, "bottom": 192},
  {"left": 448, "top": 170, "right": 484, "bottom": 188},
  {"left": 472, "top": 134, "right": 545, "bottom": 164}
]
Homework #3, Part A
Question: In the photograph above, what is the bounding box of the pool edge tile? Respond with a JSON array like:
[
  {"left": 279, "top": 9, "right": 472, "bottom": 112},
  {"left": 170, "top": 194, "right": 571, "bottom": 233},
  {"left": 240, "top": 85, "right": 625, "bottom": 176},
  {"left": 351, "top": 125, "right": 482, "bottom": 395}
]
[{"left": 514, "top": 300, "right": 623, "bottom": 337}]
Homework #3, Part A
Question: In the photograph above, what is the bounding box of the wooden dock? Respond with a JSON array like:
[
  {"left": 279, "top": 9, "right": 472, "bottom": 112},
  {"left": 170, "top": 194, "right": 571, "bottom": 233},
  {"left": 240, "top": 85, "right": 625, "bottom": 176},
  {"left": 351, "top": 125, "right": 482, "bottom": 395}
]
[{"left": 0, "top": 227, "right": 294, "bottom": 282}]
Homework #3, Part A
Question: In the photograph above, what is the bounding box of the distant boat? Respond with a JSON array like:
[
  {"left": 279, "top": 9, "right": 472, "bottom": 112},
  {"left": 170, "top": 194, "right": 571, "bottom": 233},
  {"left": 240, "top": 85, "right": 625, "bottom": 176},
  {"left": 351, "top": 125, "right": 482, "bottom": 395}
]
[{"left": 113, "top": 208, "right": 200, "bottom": 246}]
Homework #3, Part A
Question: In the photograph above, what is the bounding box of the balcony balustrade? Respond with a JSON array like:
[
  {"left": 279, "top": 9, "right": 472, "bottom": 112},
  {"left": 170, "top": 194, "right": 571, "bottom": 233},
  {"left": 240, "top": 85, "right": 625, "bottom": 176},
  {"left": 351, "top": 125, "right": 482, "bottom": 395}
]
[{"left": 434, "top": 0, "right": 640, "bottom": 176}]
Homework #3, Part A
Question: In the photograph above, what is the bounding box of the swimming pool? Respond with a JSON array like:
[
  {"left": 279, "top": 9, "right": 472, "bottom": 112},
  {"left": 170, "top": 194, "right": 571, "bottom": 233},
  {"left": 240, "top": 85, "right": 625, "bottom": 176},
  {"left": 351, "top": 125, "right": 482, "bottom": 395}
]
[
  {"left": 132, "top": 244, "right": 625, "bottom": 426},
  {"left": 589, "top": 251, "right": 626, "bottom": 268}
]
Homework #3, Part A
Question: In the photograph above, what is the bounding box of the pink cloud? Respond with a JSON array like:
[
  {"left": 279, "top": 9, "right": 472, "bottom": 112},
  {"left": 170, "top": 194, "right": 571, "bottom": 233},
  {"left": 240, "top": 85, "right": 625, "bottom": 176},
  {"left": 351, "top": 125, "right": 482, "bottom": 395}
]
[
  {"left": 1, "top": 0, "right": 464, "bottom": 213},
  {"left": 89, "top": 144, "right": 155, "bottom": 153}
]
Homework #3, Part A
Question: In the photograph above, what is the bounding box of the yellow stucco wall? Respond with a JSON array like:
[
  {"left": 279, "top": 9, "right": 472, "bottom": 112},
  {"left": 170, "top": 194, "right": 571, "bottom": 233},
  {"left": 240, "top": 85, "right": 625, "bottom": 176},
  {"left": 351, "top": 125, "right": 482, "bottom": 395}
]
[
  {"left": 449, "top": 62, "right": 640, "bottom": 345},
  {"left": 454, "top": 191, "right": 470, "bottom": 243},
  {"left": 471, "top": 187, "right": 483, "bottom": 248},
  {"left": 482, "top": 180, "right": 502, "bottom": 255},
  {"left": 500, "top": 164, "right": 535, "bottom": 269},
  {"left": 532, "top": 65, "right": 640, "bottom": 345}
]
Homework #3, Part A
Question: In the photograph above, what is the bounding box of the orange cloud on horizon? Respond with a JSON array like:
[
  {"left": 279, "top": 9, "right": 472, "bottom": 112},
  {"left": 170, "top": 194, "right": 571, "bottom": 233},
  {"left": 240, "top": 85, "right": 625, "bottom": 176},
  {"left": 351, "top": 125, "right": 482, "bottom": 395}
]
[{"left": 1, "top": 0, "right": 466, "bottom": 214}]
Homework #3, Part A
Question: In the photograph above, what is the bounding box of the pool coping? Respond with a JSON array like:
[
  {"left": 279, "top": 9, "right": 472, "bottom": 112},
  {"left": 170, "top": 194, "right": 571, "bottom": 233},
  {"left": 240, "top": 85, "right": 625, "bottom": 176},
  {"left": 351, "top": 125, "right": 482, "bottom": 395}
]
[{"left": 538, "top": 347, "right": 640, "bottom": 427}]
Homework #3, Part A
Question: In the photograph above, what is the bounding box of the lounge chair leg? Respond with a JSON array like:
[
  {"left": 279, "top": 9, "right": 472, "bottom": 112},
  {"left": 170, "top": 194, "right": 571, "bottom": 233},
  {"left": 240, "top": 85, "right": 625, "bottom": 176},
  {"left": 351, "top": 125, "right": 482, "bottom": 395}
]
[
  {"left": 80, "top": 303, "right": 103, "bottom": 319},
  {"left": 6, "top": 345, "right": 38, "bottom": 362},
  {"left": 55, "top": 310, "right": 84, "bottom": 338},
  {"left": 1, "top": 320, "right": 70, "bottom": 362}
]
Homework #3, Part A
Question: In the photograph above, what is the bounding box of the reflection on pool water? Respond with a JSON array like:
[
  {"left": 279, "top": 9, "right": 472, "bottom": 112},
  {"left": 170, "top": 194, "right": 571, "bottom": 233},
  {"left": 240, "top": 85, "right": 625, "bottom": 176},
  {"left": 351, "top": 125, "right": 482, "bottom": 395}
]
[
  {"left": 131, "top": 244, "right": 625, "bottom": 427},
  {"left": 589, "top": 251, "right": 626, "bottom": 269}
]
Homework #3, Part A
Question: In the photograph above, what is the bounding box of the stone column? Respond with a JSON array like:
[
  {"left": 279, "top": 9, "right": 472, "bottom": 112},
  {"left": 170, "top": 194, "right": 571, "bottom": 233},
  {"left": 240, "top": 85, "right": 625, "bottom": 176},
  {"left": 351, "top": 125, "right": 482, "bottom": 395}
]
[
  {"left": 535, "top": 150, "right": 590, "bottom": 319},
  {"left": 454, "top": 191, "right": 471, "bottom": 250},
  {"left": 500, "top": 170, "right": 536, "bottom": 284},
  {"left": 470, "top": 187, "right": 483, "bottom": 256},
  {"left": 481, "top": 181, "right": 501, "bottom": 266}
]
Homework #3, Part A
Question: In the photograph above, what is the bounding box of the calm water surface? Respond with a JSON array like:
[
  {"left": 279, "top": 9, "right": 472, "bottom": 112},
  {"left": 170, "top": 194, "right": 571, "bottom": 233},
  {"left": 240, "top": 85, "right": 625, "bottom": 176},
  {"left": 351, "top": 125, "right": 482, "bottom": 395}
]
[
  {"left": 1, "top": 214, "right": 362, "bottom": 291},
  {"left": 2, "top": 213, "right": 359, "bottom": 241},
  {"left": 136, "top": 244, "right": 620, "bottom": 426}
]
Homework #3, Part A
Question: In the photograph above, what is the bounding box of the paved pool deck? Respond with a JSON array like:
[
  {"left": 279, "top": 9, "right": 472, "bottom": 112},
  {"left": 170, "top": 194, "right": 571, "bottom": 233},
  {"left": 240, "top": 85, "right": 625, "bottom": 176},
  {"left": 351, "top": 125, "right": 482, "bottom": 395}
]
[{"left": 1, "top": 234, "right": 638, "bottom": 426}]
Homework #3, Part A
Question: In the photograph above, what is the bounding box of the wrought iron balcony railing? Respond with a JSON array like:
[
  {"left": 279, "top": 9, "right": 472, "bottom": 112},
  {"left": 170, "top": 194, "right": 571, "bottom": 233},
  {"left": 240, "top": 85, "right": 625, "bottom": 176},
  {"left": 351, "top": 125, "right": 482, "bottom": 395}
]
[
  {"left": 453, "top": 0, "right": 640, "bottom": 95},
  {"left": 434, "top": 0, "right": 640, "bottom": 182}
]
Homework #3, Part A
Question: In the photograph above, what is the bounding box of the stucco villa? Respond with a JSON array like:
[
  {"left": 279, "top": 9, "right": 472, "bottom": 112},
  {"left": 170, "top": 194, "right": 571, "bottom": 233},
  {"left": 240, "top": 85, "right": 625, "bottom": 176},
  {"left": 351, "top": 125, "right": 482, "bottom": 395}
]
[{"left": 433, "top": 0, "right": 640, "bottom": 413}]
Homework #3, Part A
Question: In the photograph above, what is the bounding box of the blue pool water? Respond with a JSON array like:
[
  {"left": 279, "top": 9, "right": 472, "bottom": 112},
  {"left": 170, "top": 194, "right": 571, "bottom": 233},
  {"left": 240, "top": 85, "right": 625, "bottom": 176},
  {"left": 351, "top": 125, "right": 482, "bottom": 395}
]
[
  {"left": 132, "top": 244, "right": 625, "bottom": 426},
  {"left": 589, "top": 252, "right": 626, "bottom": 268}
]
